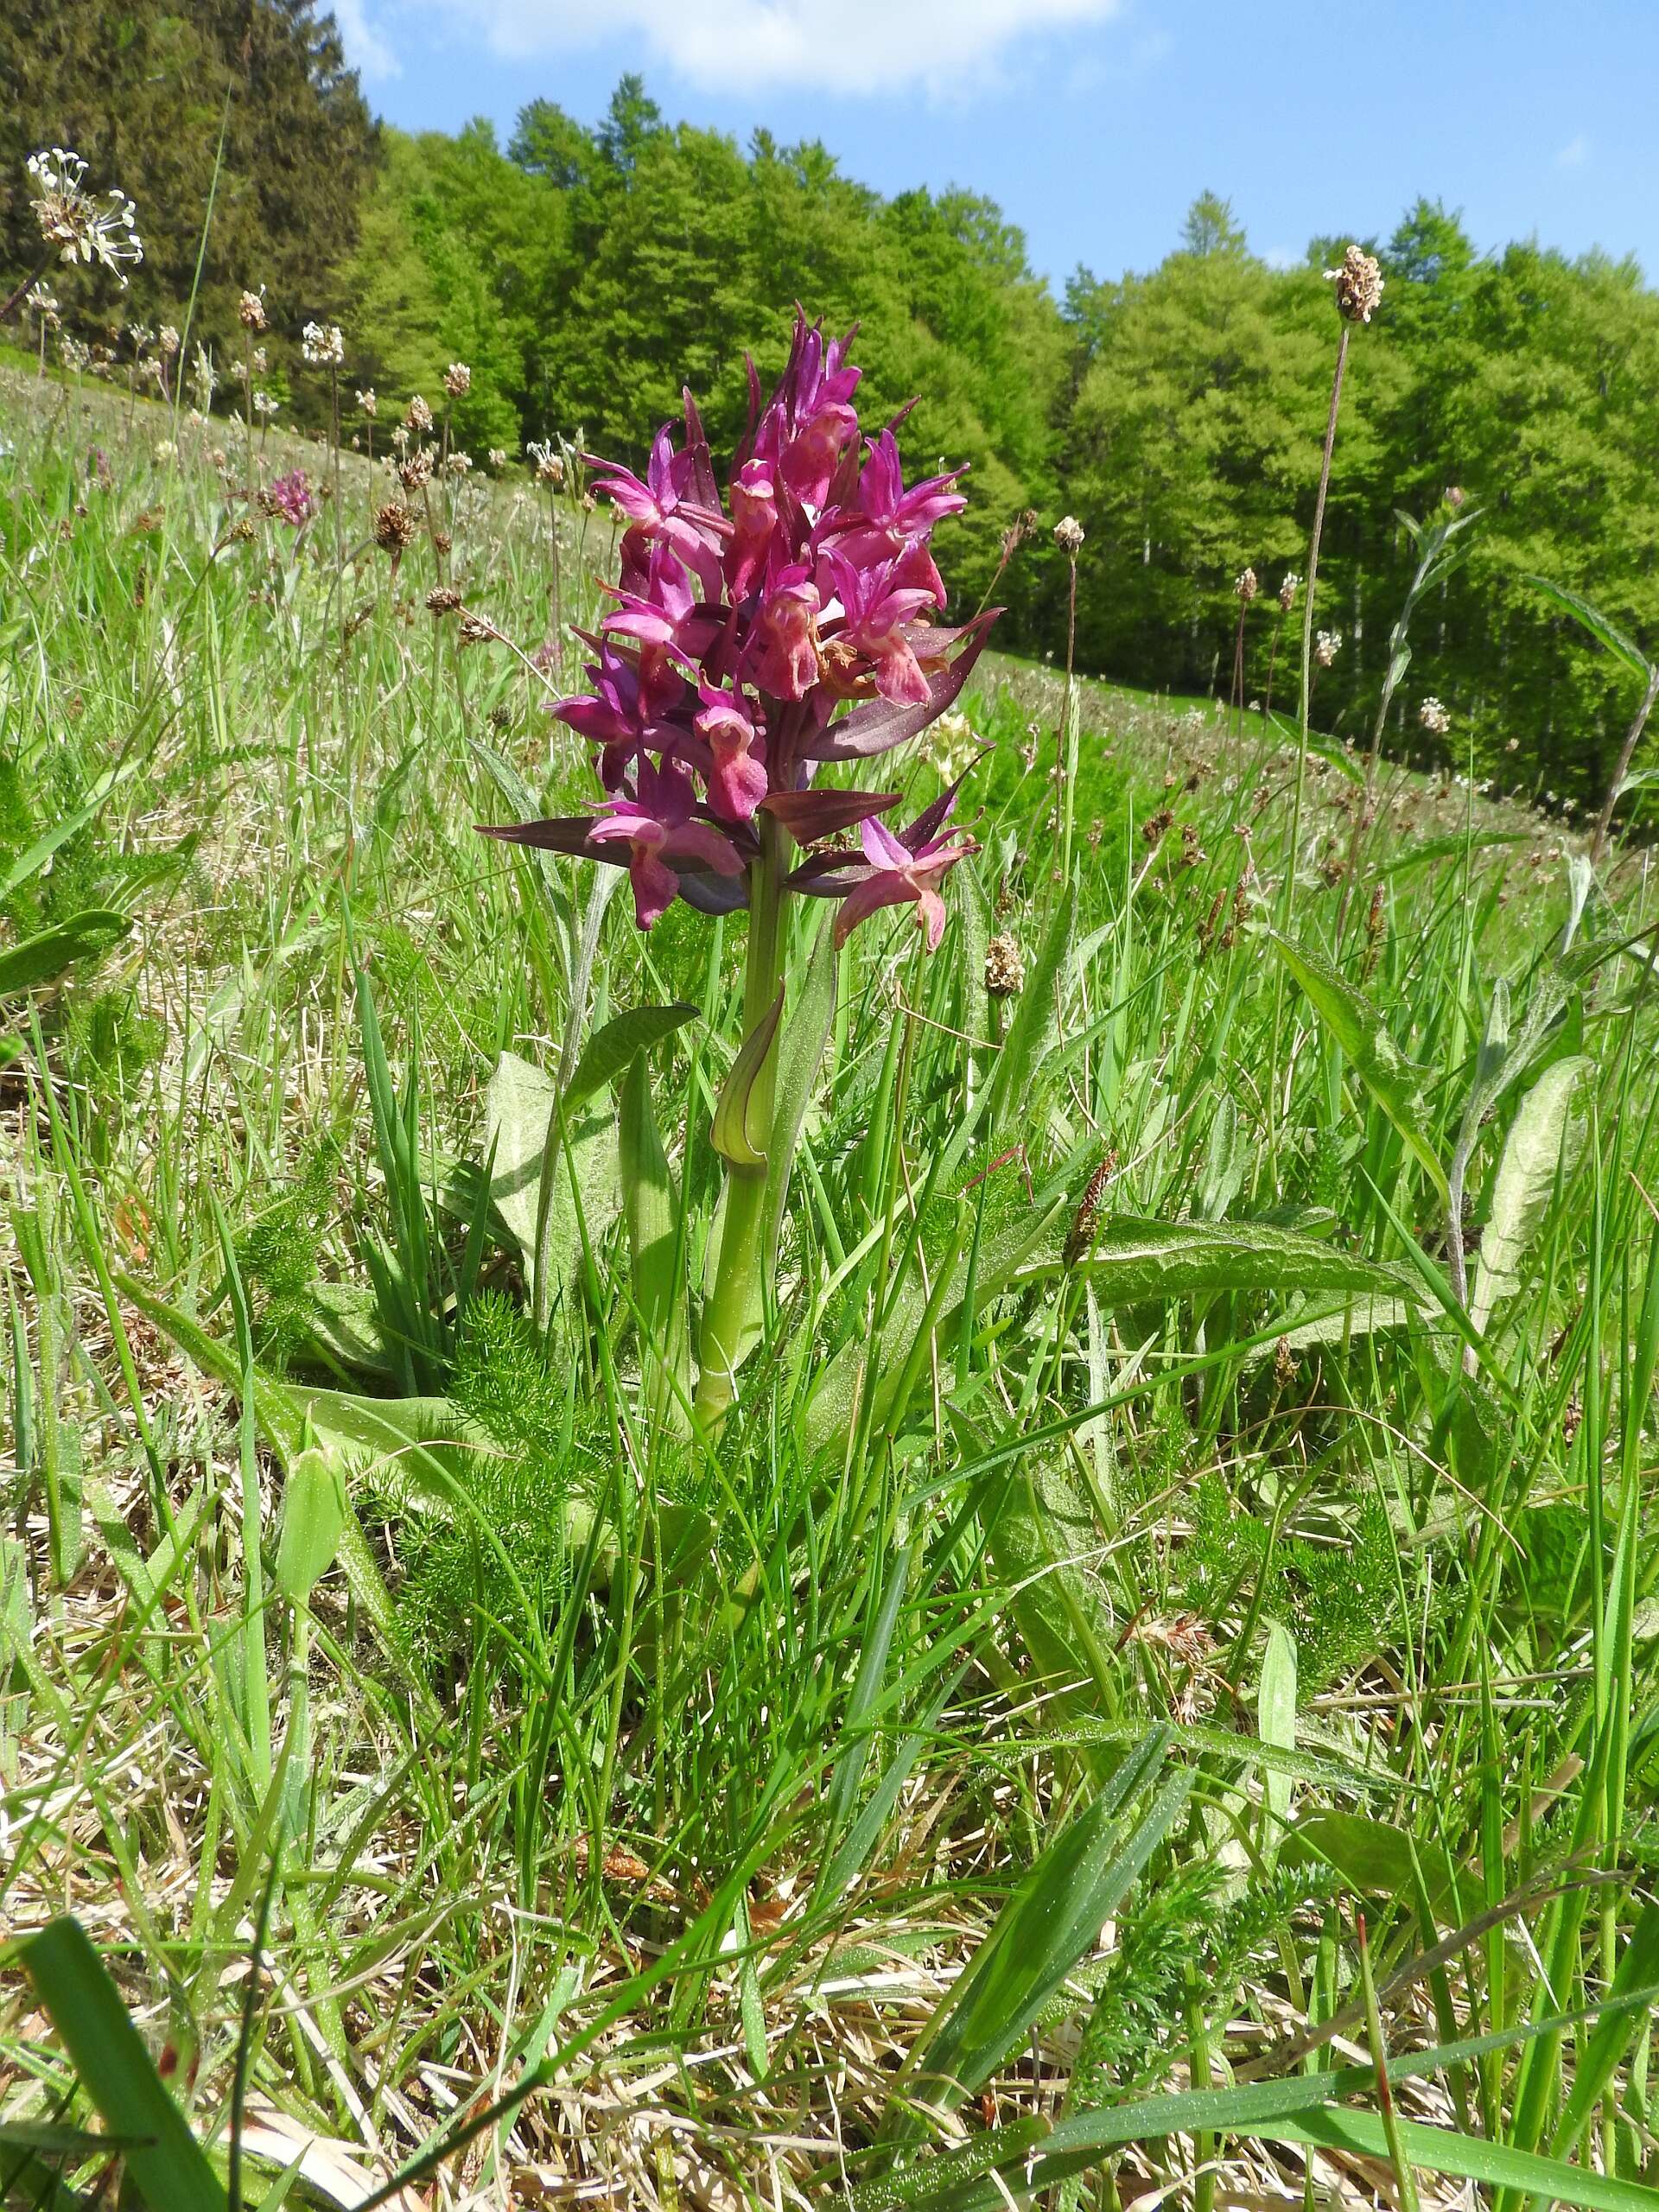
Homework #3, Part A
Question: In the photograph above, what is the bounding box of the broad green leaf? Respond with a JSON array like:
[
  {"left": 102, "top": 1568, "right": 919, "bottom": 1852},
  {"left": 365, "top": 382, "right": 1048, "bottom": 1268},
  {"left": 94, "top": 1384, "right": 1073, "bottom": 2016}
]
[
  {"left": 1268, "top": 931, "right": 1448, "bottom": 1201},
  {"left": 711, "top": 987, "right": 784, "bottom": 1168},
  {"left": 885, "top": 1736, "right": 1188, "bottom": 2141},
  {"left": 1014, "top": 1217, "right": 1405, "bottom": 1307},
  {"left": 1525, "top": 574, "right": 1654, "bottom": 683},
  {"left": 565, "top": 1001, "right": 698, "bottom": 1114},
  {"left": 1470, "top": 1056, "right": 1589, "bottom": 1335},
  {"left": 0, "top": 909, "right": 132, "bottom": 1000},
  {"left": 1285, "top": 1808, "right": 1471, "bottom": 1922},
  {"left": 274, "top": 1445, "right": 348, "bottom": 1606},
  {"left": 763, "top": 917, "right": 838, "bottom": 1277},
  {"left": 21, "top": 1918, "right": 228, "bottom": 2212},
  {"left": 619, "top": 1048, "right": 689, "bottom": 1426},
  {"left": 1257, "top": 1619, "right": 1298, "bottom": 1858},
  {"left": 485, "top": 1052, "right": 618, "bottom": 1307}
]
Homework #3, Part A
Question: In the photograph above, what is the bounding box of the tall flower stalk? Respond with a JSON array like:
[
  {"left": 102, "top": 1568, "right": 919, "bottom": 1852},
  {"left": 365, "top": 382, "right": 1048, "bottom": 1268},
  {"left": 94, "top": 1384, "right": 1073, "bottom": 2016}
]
[
  {"left": 1283, "top": 245, "right": 1382, "bottom": 925},
  {"left": 485, "top": 313, "right": 996, "bottom": 1427}
]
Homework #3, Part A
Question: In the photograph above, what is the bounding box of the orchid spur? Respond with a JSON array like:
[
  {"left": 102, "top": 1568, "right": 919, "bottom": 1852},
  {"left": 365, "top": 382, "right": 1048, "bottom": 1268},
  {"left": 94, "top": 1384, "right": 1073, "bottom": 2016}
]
[{"left": 483, "top": 310, "right": 998, "bottom": 1424}]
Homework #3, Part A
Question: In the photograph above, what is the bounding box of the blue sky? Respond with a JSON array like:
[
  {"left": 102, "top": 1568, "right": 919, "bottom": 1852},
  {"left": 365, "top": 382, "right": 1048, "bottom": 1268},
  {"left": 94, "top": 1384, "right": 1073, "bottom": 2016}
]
[{"left": 335, "top": 0, "right": 1659, "bottom": 291}]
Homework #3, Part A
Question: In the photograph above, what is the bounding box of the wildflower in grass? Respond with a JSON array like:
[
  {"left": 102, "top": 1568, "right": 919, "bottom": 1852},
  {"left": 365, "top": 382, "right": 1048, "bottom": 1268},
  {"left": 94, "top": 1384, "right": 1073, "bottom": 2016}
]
[
  {"left": 444, "top": 362, "right": 472, "bottom": 397},
  {"left": 445, "top": 450, "right": 472, "bottom": 477},
  {"left": 1054, "top": 514, "right": 1085, "bottom": 554},
  {"left": 1279, "top": 572, "right": 1300, "bottom": 612},
  {"left": 26, "top": 283, "right": 60, "bottom": 327},
  {"left": 154, "top": 439, "right": 176, "bottom": 463},
  {"left": 23, "top": 148, "right": 143, "bottom": 283},
  {"left": 126, "top": 321, "right": 154, "bottom": 353},
  {"left": 238, "top": 289, "right": 268, "bottom": 332},
  {"left": 1315, "top": 629, "right": 1342, "bottom": 667},
  {"left": 1418, "top": 696, "right": 1451, "bottom": 736},
  {"left": 529, "top": 441, "right": 565, "bottom": 486},
  {"left": 374, "top": 501, "right": 416, "bottom": 568},
  {"left": 406, "top": 394, "right": 434, "bottom": 434},
  {"left": 253, "top": 391, "right": 280, "bottom": 421},
  {"left": 302, "top": 321, "right": 345, "bottom": 366},
  {"left": 985, "top": 934, "right": 1024, "bottom": 997},
  {"left": 488, "top": 447, "right": 507, "bottom": 470},
  {"left": 357, "top": 387, "right": 377, "bottom": 417},
  {"left": 398, "top": 447, "right": 434, "bottom": 492},
  {"left": 483, "top": 309, "right": 995, "bottom": 1421},
  {"left": 158, "top": 324, "right": 180, "bottom": 358},
  {"left": 265, "top": 468, "right": 317, "bottom": 526},
  {"left": 1235, "top": 567, "right": 1258, "bottom": 602},
  {"left": 1324, "top": 244, "right": 1384, "bottom": 324}
]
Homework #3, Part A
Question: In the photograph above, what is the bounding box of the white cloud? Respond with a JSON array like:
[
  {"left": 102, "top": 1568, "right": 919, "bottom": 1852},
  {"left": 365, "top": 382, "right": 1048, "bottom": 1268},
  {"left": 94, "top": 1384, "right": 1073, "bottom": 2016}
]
[
  {"left": 335, "top": 0, "right": 402, "bottom": 81},
  {"left": 1554, "top": 133, "right": 1591, "bottom": 168},
  {"left": 404, "top": 0, "right": 1122, "bottom": 93}
]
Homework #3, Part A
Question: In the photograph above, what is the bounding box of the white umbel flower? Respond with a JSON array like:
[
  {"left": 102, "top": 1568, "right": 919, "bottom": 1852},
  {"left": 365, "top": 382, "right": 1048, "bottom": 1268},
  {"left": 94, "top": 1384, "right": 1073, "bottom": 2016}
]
[
  {"left": 26, "top": 147, "right": 143, "bottom": 283},
  {"left": 302, "top": 321, "right": 345, "bottom": 366}
]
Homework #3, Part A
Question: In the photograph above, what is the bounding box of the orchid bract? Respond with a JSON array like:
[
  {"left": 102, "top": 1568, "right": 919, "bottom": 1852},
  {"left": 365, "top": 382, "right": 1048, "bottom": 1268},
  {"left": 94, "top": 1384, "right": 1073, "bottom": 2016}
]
[{"left": 485, "top": 312, "right": 998, "bottom": 1424}]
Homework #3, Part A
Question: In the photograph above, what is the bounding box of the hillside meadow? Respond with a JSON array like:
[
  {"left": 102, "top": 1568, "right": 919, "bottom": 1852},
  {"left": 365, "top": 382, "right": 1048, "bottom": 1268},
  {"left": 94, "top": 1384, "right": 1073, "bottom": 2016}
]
[{"left": 1, "top": 278, "right": 1658, "bottom": 2212}]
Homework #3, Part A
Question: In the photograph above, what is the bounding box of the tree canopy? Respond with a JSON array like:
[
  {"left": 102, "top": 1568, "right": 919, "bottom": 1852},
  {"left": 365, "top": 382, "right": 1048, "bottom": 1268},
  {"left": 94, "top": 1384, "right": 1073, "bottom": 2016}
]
[{"left": 6, "top": 8, "right": 1658, "bottom": 804}]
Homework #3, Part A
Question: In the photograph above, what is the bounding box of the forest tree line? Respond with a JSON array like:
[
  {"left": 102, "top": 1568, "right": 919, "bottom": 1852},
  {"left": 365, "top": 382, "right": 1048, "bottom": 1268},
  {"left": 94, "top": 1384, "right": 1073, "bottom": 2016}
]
[{"left": 6, "top": 0, "right": 1658, "bottom": 802}]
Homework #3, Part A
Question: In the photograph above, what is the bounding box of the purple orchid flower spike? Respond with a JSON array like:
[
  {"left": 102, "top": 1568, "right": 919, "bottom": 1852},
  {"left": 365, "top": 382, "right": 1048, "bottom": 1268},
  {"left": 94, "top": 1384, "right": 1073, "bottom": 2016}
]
[
  {"left": 588, "top": 760, "right": 746, "bottom": 930},
  {"left": 482, "top": 308, "right": 1003, "bottom": 1425}
]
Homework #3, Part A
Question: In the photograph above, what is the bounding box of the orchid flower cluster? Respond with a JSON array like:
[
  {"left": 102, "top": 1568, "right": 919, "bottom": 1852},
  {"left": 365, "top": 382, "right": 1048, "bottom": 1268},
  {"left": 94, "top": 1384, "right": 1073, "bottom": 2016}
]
[
  {"left": 487, "top": 312, "right": 995, "bottom": 950},
  {"left": 485, "top": 313, "right": 998, "bottom": 1425}
]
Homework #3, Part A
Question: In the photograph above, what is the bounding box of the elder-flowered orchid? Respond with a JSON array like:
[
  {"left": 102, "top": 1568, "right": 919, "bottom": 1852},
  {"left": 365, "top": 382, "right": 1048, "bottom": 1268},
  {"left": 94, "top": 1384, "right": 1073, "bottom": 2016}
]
[{"left": 480, "top": 311, "right": 998, "bottom": 1426}]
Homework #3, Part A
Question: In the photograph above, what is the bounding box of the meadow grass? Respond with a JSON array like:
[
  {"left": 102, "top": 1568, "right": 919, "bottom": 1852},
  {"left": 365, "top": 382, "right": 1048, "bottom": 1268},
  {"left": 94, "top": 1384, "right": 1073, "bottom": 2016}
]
[{"left": 1, "top": 360, "right": 1656, "bottom": 2212}]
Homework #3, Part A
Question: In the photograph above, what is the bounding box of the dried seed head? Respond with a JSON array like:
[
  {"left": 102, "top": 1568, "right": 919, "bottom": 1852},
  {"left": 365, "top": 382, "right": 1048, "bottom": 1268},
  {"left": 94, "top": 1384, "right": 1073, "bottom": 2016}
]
[
  {"left": 1274, "top": 1336, "right": 1298, "bottom": 1387},
  {"left": 1064, "top": 1151, "right": 1119, "bottom": 1268},
  {"left": 397, "top": 448, "right": 434, "bottom": 492},
  {"left": 1324, "top": 244, "right": 1384, "bottom": 323},
  {"left": 487, "top": 447, "right": 508, "bottom": 470},
  {"left": 1234, "top": 566, "right": 1258, "bottom": 603},
  {"left": 357, "top": 387, "right": 377, "bottom": 417},
  {"left": 405, "top": 394, "right": 434, "bottom": 434},
  {"left": 1314, "top": 628, "right": 1342, "bottom": 667},
  {"left": 432, "top": 530, "right": 453, "bottom": 556},
  {"left": 985, "top": 934, "right": 1024, "bottom": 998},
  {"left": 1417, "top": 696, "right": 1451, "bottom": 736},
  {"left": 302, "top": 320, "right": 345, "bottom": 367},
  {"left": 1444, "top": 484, "right": 1465, "bottom": 510},
  {"left": 425, "top": 585, "right": 463, "bottom": 615},
  {"left": 157, "top": 324, "right": 180, "bottom": 357},
  {"left": 1366, "top": 884, "right": 1386, "bottom": 939},
  {"left": 1278, "top": 571, "right": 1300, "bottom": 612},
  {"left": 444, "top": 361, "right": 472, "bottom": 397},
  {"left": 238, "top": 288, "right": 268, "bottom": 332},
  {"left": 1141, "top": 806, "right": 1174, "bottom": 847},
  {"left": 458, "top": 612, "right": 501, "bottom": 646},
  {"left": 374, "top": 501, "right": 417, "bottom": 554},
  {"left": 1054, "top": 514, "right": 1085, "bottom": 556}
]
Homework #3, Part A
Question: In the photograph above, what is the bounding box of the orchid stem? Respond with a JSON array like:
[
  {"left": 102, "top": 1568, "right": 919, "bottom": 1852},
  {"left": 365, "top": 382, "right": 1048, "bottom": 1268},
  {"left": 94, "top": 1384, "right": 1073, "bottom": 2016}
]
[{"left": 694, "top": 812, "right": 787, "bottom": 1429}]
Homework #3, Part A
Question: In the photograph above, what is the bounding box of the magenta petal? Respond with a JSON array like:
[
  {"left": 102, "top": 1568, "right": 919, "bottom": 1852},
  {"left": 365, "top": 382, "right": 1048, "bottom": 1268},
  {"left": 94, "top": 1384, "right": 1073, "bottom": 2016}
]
[
  {"left": 664, "top": 820, "right": 747, "bottom": 876},
  {"left": 630, "top": 848, "right": 679, "bottom": 930},
  {"left": 833, "top": 871, "right": 914, "bottom": 947}
]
